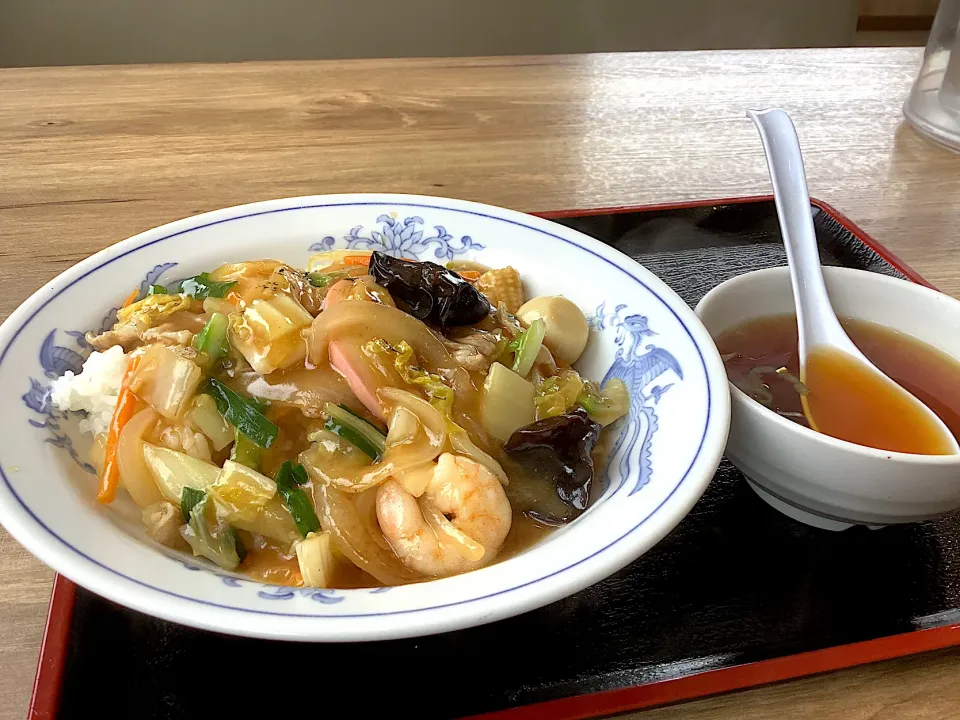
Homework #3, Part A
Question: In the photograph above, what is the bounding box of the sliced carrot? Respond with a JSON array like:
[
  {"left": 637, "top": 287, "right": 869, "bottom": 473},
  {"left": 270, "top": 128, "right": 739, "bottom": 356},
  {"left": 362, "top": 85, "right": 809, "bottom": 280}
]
[
  {"left": 121, "top": 288, "right": 139, "bottom": 308},
  {"left": 97, "top": 356, "right": 142, "bottom": 504},
  {"left": 342, "top": 254, "right": 372, "bottom": 266},
  {"left": 458, "top": 270, "right": 481, "bottom": 282}
]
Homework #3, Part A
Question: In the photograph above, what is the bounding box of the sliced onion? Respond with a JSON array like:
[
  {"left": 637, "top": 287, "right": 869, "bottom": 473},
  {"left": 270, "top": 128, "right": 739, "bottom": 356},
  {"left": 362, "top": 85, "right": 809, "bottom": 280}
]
[
  {"left": 301, "top": 393, "right": 444, "bottom": 494},
  {"left": 353, "top": 487, "right": 393, "bottom": 551},
  {"left": 117, "top": 408, "right": 165, "bottom": 508},
  {"left": 391, "top": 462, "right": 435, "bottom": 497},
  {"left": 312, "top": 481, "right": 418, "bottom": 585},
  {"left": 448, "top": 428, "right": 509, "bottom": 486},
  {"left": 235, "top": 362, "right": 361, "bottom": 418},
  {"left": 379, "top": 388, "right": 446, "bottom": 445}
]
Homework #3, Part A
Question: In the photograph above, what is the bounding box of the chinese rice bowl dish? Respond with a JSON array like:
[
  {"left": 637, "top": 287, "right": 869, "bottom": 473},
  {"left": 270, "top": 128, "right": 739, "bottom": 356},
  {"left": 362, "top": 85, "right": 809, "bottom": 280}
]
[{"left": 51, "top": 250, "right": 628, "bottom": 588}]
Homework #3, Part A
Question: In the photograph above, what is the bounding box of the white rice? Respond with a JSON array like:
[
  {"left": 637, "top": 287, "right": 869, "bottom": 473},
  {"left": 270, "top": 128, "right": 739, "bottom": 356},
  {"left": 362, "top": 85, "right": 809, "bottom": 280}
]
[{"left": 50, "top": 345, "right": 130, "bottom": 436}]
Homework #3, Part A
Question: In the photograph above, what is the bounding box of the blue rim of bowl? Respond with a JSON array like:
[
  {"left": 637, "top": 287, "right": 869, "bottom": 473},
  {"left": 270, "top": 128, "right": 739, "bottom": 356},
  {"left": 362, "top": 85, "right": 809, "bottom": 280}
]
[{"left": 0, "top": 199, "right": 716, "bottom": 619}]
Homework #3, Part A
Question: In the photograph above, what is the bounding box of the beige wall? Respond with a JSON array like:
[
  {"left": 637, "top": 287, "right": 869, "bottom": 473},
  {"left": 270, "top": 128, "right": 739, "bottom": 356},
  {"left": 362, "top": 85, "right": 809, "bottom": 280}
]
[{"left": 0, "top": 0, "right": 858, "bottom": 68}]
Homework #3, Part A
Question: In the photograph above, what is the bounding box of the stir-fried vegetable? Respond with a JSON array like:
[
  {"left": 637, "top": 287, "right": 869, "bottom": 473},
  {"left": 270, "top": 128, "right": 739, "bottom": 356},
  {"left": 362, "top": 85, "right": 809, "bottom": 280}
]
[
  {"left": 116, "top": 294, "right": 192, "bottom": 329},
  {"left": 295, "top": 531, "right": 342, "bottom": 588},
  {"left": 480, "top": 362, "right": 536, "bottom": 442},
  {"left": 192, "top": 312, "right": 230, "bottom": 363},
  {"left": 97, "top": 355, "right": 141, "bottom": 504},
  {"left": 230, "top": 293, "right": 313, "bottom": 374},
  {"left": 230, "top": 428, "right": 261, "bottom": 469},
  {"left": 185, "top": 394, "right": 233, "bottom": 451},
  {"left": 142, "top": 442, "right": 221, "bottom": 504},
  {"left": 181, "top": 496, "right": 243, "bottom": 570},
  {"left": 116, "top": 408, "right": 165, "bottom": 508},
  {"left": 508, "top": 318, "right": 545, "bottom": 378},
  {"left": 323, "top": 402, "right": 386, "bottom": 462},
  {"left": 534, "top": 369, "right": 585, "bottom": 420},
  {"left": 129, "top": 344, "right": 203, "bottom": 420},
  {"left": 148, "top": 284, "right": 168, "bottom": 295},
  {"left": 210, "top": 459, "right": 278, "bottom": 522},
  {"left": 364, "top": 339, "right": 454, "bottom": 415},
  {"left": 180, "top": 486, "right": 206, "bottom": 522},
  {"left": 176, "top": 273, "right": 237, "bottom": 300},
  {"left": 578, "top": 378, "right": 630, "bottom": 427},
  {"left": 203, "top": 378, "right": 278, "bottom": 448},
  {"left": 275, "top": 460, "right": 321, "bottom": 537},
  {"left": 307, "top": 266, "right": 363, "bottom": 288},
  {"left": 476, "top": 266, "right": 524, "bottom": 315}
]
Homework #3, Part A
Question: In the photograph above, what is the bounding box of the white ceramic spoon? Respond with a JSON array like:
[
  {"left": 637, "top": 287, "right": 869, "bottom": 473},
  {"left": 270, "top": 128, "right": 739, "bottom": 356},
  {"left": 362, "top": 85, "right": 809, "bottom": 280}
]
[{"left": 747, "top": 107, "right": 959, "bottom": 453}]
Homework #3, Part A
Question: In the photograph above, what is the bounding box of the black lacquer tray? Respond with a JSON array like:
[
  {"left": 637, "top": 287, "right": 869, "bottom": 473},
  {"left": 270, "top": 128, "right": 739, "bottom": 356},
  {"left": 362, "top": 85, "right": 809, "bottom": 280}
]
[{"left": 31, "top": 197, "right": 960, "bottom": 720}]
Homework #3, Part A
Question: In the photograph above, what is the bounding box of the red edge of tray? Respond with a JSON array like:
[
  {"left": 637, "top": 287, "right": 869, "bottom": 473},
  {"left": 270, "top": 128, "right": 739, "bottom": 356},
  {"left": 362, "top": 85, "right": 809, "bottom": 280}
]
[
  {"left": 27, "top": 195, "right": 944, "bottom": 720},
  {"left": 28, "top": 575, "right": 76, "bottom": 720}
]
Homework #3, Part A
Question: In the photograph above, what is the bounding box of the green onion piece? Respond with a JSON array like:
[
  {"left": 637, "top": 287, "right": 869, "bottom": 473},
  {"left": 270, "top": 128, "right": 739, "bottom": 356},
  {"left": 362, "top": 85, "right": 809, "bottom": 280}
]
[
  {"left": 230, "top": 427, "right": 261, "bottom": 470},
  {"left": 307, "top": 267, "right": 359, "bottom": 288},
  {"left": 510, "top": 318, "right": 545, "bottom": 377},
  {"left": 577, "top": 394, "right": 600, "bottom": 415},
  {"left": 275, "top": 461, "right": 321, "bottom": 537},
  {"left": 148, "top": 284, "right": 168, "bottom": 295},
  {"left": 180, "top": 486, "right": 206, "bottom": 522},
  {"left": 203, "top": 378, "right": 279, "bottom": 449},
  {"left": 291, "top": 464, "right": 310, "bottom": 486},
  {"left": 323, "top": 402, "right": 386, "bottom": 461},
  {"left": 177, "top": 273, "right": 237, "bottom": 300},
  {"left": 192, "top": 312, "right": 230, "bottom": 362}
]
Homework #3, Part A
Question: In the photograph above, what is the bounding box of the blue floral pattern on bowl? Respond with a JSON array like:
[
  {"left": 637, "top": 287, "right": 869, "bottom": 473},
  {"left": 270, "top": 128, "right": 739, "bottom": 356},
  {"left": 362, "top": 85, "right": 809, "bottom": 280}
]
[
  {"left": 309, "top": 214, "right": 482, "bottom": 259},
  {"left": 21, "top": 211, "right": 683, "bottom": 598}
]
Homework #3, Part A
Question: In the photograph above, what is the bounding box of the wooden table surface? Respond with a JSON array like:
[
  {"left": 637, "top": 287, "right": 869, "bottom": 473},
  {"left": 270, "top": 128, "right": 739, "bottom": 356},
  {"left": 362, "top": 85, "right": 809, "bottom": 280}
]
[{"left": 2, "top": 46, "right": 960, "bottom": 719}]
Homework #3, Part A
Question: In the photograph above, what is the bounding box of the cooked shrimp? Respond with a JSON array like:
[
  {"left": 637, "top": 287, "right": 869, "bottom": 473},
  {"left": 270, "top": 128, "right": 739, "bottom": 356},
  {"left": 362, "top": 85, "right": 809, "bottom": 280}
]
[{"left": 376, "top": 453, "right": 512, "bottom": 578}]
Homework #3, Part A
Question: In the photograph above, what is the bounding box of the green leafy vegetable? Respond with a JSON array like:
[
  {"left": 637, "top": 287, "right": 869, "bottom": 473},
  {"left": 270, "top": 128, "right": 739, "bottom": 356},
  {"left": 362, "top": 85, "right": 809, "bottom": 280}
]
[
  {"left": 176, "top": 273, "right": 237, "bottom": 300},
  {"left": 180, "top": 486, "right": 206, "bottom": 522},
  {"left": 364, "top": 339, "right": 454, "bottom": 415},
  {"left": 577, "top": 378, "right": 630, "bottom": 427},
  {"left": 307, "top": 268, "right": 358, "bottom": 288},
  {"left": 181, "top": 496, "right": 242, "bottom": 570},
  {"left": 203, "top": 378, "right": 279, "bottom": 449},
  {"left": 509, "top": 318, "right": 545, "bottom": 377},
  {"left": 148, "top": 284, "right": 168, "bottom": 295},
  {"left": 534, "top": 369, "right": 585, "bottom": 420},
  {"left": 291, "top": 464, "right": 310, "bottom": 486},
  {"left": 230, "top": 427, "right": 261, "bottom": 470},
  {"left": 192, "top": 312, "right": 230, "bottom": 362},
  {"left": 323, "top": 402, "right": 386, "bottom": 462},
  {"left": 275, "top": 461, "right": 321, "bottom": 538}
]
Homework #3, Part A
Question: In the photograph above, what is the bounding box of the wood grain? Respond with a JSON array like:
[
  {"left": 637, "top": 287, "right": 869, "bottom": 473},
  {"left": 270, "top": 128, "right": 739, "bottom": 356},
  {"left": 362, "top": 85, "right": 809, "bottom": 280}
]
[{"left": 1, "top": 47, "right": 959, "bottom": 719}]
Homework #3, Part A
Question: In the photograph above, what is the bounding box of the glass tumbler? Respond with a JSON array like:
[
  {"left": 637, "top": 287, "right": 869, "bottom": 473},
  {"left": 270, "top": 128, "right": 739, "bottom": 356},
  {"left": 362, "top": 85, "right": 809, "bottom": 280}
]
[{"left": 904, "top": 0, "right": 960, "bottom": 151}]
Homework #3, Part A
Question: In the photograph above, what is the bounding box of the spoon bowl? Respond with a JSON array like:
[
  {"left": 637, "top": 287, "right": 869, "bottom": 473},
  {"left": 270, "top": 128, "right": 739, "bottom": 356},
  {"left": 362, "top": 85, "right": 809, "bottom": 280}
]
[{"left": 747, "top": 107, "right": 959, "bottom": 455}]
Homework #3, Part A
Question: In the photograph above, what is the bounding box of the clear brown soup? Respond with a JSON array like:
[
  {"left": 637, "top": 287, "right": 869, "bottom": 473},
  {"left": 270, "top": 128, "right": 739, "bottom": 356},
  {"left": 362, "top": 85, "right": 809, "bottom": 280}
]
[{"left": 715, "top": 315, "right": 960, "bottom": 454}]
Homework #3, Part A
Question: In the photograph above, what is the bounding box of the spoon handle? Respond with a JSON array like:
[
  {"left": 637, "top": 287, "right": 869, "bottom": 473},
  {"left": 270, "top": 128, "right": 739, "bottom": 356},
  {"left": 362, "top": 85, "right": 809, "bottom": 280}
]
[{"left": 747, "top": 108, "right": 848, "bottom": 363}]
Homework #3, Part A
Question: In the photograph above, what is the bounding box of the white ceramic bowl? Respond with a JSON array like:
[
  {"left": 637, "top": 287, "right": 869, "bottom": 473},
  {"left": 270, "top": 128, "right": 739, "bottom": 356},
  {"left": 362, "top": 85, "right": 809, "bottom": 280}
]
[
  {"left": 696, "top": 266, "right": 960, "bottom": 531},
  {"left": 0, "top": 194, "right": 729, "bottom": 641}
]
